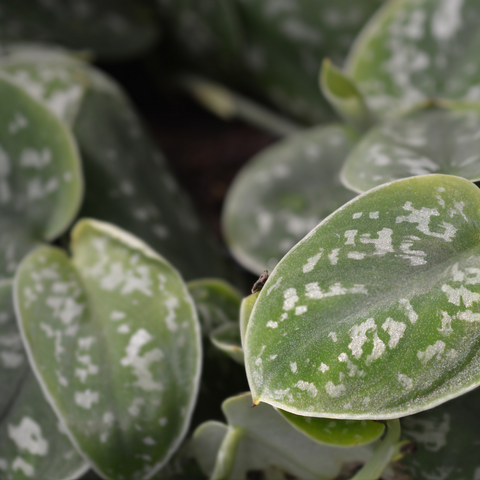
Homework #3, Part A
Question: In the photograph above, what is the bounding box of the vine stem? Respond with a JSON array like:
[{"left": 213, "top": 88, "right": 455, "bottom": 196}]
[
  {"left": 180, "top": 75, "right": 302, "bottom": 137},
  {"left": 350, "top": 419, "right": 401, "bottom": 480}
]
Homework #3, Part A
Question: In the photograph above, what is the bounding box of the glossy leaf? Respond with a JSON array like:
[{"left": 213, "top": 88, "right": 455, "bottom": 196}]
[
  {"left": 0, "top": 281, "right": 88, "bottom": 480},
  {"left": 222, "top": 125, "right": 359, "bottom": 274},
  {"left": 342, "top": 107, "right": 480, "bottom": 193},
  {"left": 346, "top": 0, "right": 480, "bottom": 118},
  {"left": 0, "top": 1, "right": 159, "bottom": 60},
  {"left": 0, "top": 73, "right": 82, "bottom": 279},
  {"left": 320, "top": 59, "right": 375, "bottom": 132},
  {"left": 0, "top": 46, "right": 235, "bottom": 282},
  {"left": 14, "top": 219, "right": 202, "bottom": 480},
  {"left": 278, "top": 410, "right": 384, "bottom": 447},
  {"left": 210, "top": 323, "right": 244, "bottom": 365},
  {"left": 192, "top": 393, "right": 387, "bottom": 480},
  {"left": 245, "top": 174, "right": 480, "bottom": 419}
]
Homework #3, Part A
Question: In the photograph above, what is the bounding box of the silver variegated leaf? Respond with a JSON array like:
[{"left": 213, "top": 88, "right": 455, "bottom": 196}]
[{"left": 14, "top": 219, "right": 202, "bottom": 480}]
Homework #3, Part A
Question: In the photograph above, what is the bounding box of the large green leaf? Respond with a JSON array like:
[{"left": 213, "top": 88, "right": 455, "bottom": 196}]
[
  {"left": 192, "top": 393, "right": 393, "bottom": 480},
  {"left": 0, "top": 1, "right": 159, "bottom": 60},
  {"left": 14, "top": 219, "right": 202, "bottom": 480},
  {"left": 0, "top": 46, "right": 235, "bottom": 282},
  {"left": 222, "top": 125, "right": 358, "bottom": 275},
  {"left": 0, "top": 73, "right": 82, "bottom": 279},
  {"left": 342, "top": 107, "right": 480, "bottom": 192},
  {"left": 0, "top": 281, "right": 88, "bottom": 480},
  {"left": 346, "top": 0, "right": 480, "bottom": 118},
  {"left": 400, "top": 385, "right": 480, "bottom": 480},
  {"left": 245, "top": 174, "right": 480, "bottom": 419}
]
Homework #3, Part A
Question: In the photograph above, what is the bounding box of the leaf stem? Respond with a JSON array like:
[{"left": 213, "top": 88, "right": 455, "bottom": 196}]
[
  {"left": 350, "top": 419, "right": 401, "bottom": 480},
  {"left": 180, "top": 75, "right": 302, "bottom": 137},
  {"left": 211, "top": 425, "right": 245, "bottom": 480}
]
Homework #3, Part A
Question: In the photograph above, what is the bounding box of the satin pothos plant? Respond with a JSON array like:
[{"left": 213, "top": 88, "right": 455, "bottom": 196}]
[{"left": 2, "top": 1, "right": 480, "bottom": 480}]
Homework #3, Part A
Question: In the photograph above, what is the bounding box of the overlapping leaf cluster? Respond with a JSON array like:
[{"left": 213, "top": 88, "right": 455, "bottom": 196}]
[{"left": 2, "top": 1, "right": 480, "bottom": 480}]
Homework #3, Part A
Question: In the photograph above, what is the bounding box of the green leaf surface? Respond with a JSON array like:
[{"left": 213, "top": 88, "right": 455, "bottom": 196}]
[
  {"left": 0, "top": 73, "right": 82, "bottom": 279},
  {"left": 0, "top": 1, "right": 159, "bottom": 60},
  {"left": 187, "top": 279, "right": 242, "bottom": 336},
  {"left": 210, "top": 323, "right": 244, "bottom": 365},
  {"left": 342, "top": 107, "right": 480, "bottom": 193},
  {"left": 0, "top": 281, "right": 88, "bottom": 480},
  {"left": 73, "top": 70, "right": 235, "bottom": 282},
  {"left": 193, "top": 393, "right": 382, "bottom": 480},
  {"left": 0, "top": 47, "right": 90, "bottom": 126},
  {"left": 222, "top": 125, "right": 359, "bottom": 275},
  {"left": 245, "top": 174, "right": 480, "bottom": 419},
  {"left": 320, "top": 59, "right": 375, "bottom": 132},
  {"left": 240, "top": 293, "right": 258, "bottom": 348},
  {"left": 159, "top": 0, "right": 383, "bottom": 124},
  {"left": 346, "top": 0, "right": 480, "bottom": 118},
  {"left": 235, "top": 0, "right": 385, "bottom": 124},
  {"left": 400, "top": 385, "right": 480, "bottom": 480},
  {"left": 192, "top": 422, "right": 228, "bottom": 478},
  {"left": 14, "top": 219, "right": 202, "bottom": 480},
  {"left": 186, "top": 278, "right": 248, "bottom": 427},
  {"left": 278, "top": 410, "right": 384, "bottom": 447},
  {"left": 0, "top": 46, "right": 236, "bottom": 282}
]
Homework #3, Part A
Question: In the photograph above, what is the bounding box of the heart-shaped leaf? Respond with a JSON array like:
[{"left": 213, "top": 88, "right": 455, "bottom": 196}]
[
  {"left": 222, "top": 125, "right": 359, "bottom": 274},
  {"left": 0, "top": 2, "right": 159, "bottom": 60},
  {"left": 0, "top": 281, "right": 88, "bottom": 480},
  {"left": 0, "top": 73, "right": 82, "bottom": 279},
  {"left": 245, "top": 174, "right": 480, "bottom": 419},
  {"left": 346, "top": 0, "right": 480, "bottom": 118},
  {"left": 342, "top": 107, "right": 480, "bottom": 193},
  {"left": 14, "top": 219, "right": 202, "bottom": 480},
  {"left": 193, "top": 393, "right": 386, "bottom": 480}
]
